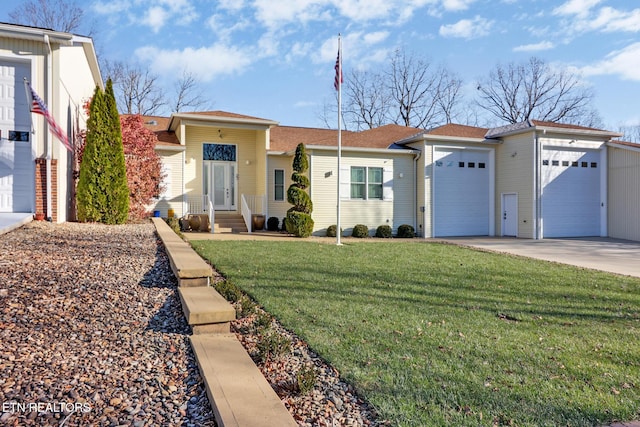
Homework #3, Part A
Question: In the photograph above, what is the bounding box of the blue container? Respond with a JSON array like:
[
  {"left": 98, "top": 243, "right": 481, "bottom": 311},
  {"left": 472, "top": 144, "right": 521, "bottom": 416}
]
[{"left": 153, "top": 210, "right": 161, "bottom": 217}]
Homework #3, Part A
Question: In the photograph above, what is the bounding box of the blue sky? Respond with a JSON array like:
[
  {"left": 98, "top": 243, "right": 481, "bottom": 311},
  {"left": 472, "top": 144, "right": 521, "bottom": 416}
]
[{"left": 2, "top": 0, "right": 639, "bottom": 130}]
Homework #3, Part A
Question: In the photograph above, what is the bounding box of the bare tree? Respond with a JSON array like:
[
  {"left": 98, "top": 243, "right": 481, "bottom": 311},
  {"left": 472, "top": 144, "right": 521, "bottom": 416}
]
[
  {"left": 320, "top": 49, "right": 462, "bottom": 130},
  {"left": 9, "top": 0, "right": 85, "bottom": 33},
  {"left": 172, "top": 70, "right": 212, "bottom": 113},
  {"left": 617, "top": 123, "right": 640, "bottom": 142},
  {"left": 104, "top": 61, "right": 166, "bottom": 115},
  {"left": 343, "top": 69, "right": 390, "bottom": 130},
  {"left": 476, "top": 57, "right": 596, "bottom": 125}
]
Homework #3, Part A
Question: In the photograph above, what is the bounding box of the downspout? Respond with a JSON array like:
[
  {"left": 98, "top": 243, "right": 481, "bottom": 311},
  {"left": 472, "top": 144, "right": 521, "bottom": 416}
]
[
  {"left": 413, "top": 148, "right": 421, "bottom": 236},
  {"left": 534, "top": 131, "right": 541, "bottom": 239},
  {"left": 44, "top": 34, "right": 53, "bottom": 222}
]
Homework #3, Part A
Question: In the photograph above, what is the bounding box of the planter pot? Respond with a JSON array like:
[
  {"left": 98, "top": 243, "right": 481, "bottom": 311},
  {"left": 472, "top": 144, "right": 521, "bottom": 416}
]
[
  {"left": 34, "top": 213, "right": 45, "bottom": 221},
  {"left": 251, "top": 214, "right": 265, "bottom": 231}
]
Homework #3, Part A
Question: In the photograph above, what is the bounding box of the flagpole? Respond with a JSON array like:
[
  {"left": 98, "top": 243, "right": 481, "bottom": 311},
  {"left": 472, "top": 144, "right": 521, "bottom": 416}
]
[{"left": 336, "top": 34, "right": 342, "bottom": 246}]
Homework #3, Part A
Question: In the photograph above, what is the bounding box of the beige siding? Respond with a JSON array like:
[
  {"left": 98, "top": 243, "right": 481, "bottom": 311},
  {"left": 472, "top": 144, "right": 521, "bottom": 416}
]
[
  {"left": 183, "top": 126, "right": 265, "bottom": 209},
  {"left": 154, "top": 150, "right": 184, "bottom": 217},
  {"left": 56, "top": 44, "right": 100, "bottom": 222},
  {"left": 608, "top": 146, "right": 640, "bottom": 241},
  {"left": 266, "top": 155, "right": 292, "bottom": 223},
  {"left": 407, "top": 142, "right": 427, "bottom": 237},
  {"left": 495, "top": 133, "right": 536, "bottom": 238},
  {"left": 309, "top": 150, "right": 415, "bottom": 236}
]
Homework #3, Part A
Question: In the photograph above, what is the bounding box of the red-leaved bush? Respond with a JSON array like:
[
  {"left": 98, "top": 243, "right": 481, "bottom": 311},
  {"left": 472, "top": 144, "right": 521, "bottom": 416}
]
[{"left": 120, "top": 115, "right": 165, "bottom": 220}]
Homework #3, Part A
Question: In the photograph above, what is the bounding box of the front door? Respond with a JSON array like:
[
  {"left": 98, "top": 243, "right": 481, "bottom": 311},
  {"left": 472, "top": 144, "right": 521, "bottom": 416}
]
[
  {"left": 205, "top": 161, "right": 236, "bottom": 210},
  {"left": 502, "top": 193, "right": 518, "bottom": 237}
]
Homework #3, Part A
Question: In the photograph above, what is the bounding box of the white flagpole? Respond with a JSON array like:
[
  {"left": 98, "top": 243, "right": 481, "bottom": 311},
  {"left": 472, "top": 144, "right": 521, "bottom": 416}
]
[{"left": 336, "top": 35, "right": 342, "bottom": 246}]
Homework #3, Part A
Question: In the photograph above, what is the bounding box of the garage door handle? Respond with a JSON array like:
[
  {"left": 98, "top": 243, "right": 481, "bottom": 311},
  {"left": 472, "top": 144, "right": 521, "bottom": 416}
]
[{"left": 503, "top": 211, "right": 507, "bottom": 220}]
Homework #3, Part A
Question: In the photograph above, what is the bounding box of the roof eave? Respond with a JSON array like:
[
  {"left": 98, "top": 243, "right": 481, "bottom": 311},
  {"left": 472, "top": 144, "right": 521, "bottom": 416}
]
[{"left": 168, "top": 113, "right": 279, "bottom": 131}]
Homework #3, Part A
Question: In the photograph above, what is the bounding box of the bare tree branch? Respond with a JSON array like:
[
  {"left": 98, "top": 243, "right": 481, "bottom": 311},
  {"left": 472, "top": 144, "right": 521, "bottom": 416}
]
[
  {"left": 172, "top": 70, "right": 212, "bottom": 113},
  {"left": 9, "top": 0, "right": 84, "bottom": 33},
  {"left": 476, "top": 57, "right": 596, "bottom": 125},
  {"left": 104, "top": 61, "right": 166, "bottom": 115}
]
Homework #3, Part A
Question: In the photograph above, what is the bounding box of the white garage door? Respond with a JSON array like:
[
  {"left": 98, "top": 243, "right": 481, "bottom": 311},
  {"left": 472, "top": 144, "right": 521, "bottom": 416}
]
[
  {"left": 541, "top": 148, "right": 601, "bottom": 237},
  {"left": 434, "top": 149, "right": 490, "bottom": 237},
  {"left": 0, "top": 60, "right": 33, "bottom": 212}
]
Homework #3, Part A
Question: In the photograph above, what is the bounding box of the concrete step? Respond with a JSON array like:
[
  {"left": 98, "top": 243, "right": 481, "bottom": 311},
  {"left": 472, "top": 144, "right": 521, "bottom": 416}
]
[
  {"left": 178, "top": 286, "right": 236, "bottom": 334},
  {"left": 190, "top": 334, "right": 298, "bottom": 427}
]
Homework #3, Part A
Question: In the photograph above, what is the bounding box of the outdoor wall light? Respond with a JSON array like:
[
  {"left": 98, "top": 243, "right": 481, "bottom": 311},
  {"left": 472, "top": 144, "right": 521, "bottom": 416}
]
[
  {"left": 218, "top": 129, "right": 224, "bottom": 139},
  {"left": 399, "top": 172, "right": 404, "bottom": 178},
  {"left": 245, "top": 160, "right": 251, "bottom": 165}
]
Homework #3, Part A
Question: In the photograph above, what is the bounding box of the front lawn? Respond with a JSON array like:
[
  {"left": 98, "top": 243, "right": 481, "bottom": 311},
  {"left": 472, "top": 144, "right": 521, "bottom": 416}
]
[{"left": 191, "top": 240, "right": 640, "bottom": 426}]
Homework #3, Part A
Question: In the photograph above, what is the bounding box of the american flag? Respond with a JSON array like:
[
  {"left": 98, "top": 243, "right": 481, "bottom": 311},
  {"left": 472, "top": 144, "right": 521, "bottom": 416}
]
[
  {"left": 25, "top": 80, "right": 72, "bottom": 152},
  {"left": 334, "top": 48, "right": 342, "bottom": 91}
]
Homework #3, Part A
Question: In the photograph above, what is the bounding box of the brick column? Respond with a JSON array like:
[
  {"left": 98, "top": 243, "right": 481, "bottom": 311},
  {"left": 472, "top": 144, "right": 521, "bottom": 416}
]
[{"left": 34, "top": 158, "right": 58, "bottom": 222}]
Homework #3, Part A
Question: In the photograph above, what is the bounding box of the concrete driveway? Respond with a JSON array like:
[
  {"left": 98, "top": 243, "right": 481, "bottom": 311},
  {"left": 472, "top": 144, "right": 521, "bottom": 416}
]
[
  {"left": 442, "top": 237, "right": 640, "bottom": 278},
  {"left": 0, "top": 213, "right": 33, "bottom": 235}
]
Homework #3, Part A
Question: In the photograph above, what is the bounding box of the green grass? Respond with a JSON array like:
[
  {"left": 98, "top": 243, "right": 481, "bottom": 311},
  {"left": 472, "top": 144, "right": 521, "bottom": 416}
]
[{"left": 191, "top": 240, "right": 640, "bottom": 427}]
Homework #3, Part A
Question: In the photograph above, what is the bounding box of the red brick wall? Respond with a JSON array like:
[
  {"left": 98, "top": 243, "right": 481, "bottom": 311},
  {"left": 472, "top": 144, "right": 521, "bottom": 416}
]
[{"left": 34, "top": 158, "right": 58, "bottom": 222}]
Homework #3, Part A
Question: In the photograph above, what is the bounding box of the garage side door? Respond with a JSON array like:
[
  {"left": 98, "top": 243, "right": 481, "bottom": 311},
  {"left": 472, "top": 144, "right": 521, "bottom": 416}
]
[
  {"left": 541, "top": 148, "right": 600, "bottom": 237},
  {"left": 0, "top": 60, "right": 33, "bottom": 213},
  {"left": 434, "top": 149, "right": 490, "bottom": 237}
]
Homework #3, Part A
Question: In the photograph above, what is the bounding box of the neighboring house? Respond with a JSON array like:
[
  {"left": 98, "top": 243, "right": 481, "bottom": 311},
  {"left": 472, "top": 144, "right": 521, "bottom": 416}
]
[
  {"left": 0, "top": 23, "right": 102, "bottom": 222},
  {"left": 146, "top": 110, "right": 640, "bottom": 241}
]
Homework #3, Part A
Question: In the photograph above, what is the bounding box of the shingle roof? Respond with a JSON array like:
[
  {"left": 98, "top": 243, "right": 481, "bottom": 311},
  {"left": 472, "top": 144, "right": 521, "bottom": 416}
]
[
  {"left": 177, "top": 110, "right": 274, "bottom": 122},
  {"left": 269, "top": 124, "right": 422, "bottom": 152},
  {"left": 426, "top": 123, "right": 489, "bottom": 139},
  {"left": 134, "top": 115, "right": 179, "bottom": 146}
]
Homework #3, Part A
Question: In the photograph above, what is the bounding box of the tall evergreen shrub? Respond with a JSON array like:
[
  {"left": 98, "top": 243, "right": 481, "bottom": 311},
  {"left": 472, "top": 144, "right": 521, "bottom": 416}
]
[
  {"left": 285, "top": 143, "right": 314, "bottom": 237},
  {"left": 76, "top": 79, "right": 129, "bottom": 224}
]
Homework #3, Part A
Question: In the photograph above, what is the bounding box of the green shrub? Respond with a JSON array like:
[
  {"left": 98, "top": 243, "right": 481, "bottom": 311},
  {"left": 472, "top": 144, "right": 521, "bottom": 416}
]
[
  {"left": 214, "top": 280, "right": 243, "bottom": 303},
  {"left": 254, "top": 311, "right": 273, "bottom": 330},
  {"left": 285, "top": 211, "right": 314, "bottom": 238},
  {"left": 237, "top": 294, "right": 257, "bottom": 318},
  {"left": 397, "top": 224, "right": 415, "bottom": 238},
  {"left": 376, "top": 225, "right": 393, "bottom": 238},
  {"left": 352, "top": 224, "right": 369, "bottom": 238},
  {"left": 165, "top": 217, "right": 180, "bottom": 234},
  {"left": 326, "top": 225, "right": 342, "bottom": 237},
  {"left": 281, "top": 217, "right": 288, "bottom": 232},
  {"left": 267, "top": 216, "right": 280, "bottom": 231},
  {"left": 257, "top": 329, "right": 291, "bottom": 362},
  {"left": 296, "top": 365, "right": 317, "bottom": 395}
]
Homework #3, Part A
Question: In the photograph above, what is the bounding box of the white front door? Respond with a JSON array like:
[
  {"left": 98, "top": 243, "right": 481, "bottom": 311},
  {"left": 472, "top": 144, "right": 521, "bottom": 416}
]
[
  {"left": 502, "top": 193, "right": 518, "bottom": 237},
  {"left": 205, "top": 161, "right": 236, "bottom": 210}
]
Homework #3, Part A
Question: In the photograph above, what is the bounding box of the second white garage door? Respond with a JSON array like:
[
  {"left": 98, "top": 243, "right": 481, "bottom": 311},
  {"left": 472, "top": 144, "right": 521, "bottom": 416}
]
[
  {"left": 541, "top": 148, "right": 601, "bottom": 237},
  {"left": 433, "top": 148, "right": 490, "bottom": 237}
]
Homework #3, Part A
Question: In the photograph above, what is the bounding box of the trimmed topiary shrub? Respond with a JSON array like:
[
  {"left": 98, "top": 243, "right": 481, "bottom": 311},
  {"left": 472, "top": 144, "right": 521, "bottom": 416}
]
[
  {"left": 281, "top": 217, "right": 288, "bottom": 232},
  {"left": 376, "top": 225, "right": 393, "bottom": 238},
  {"left": 286, "top": 143, "right": 314, "bottom": 237},
  {"left": 397, "top": 224, "right": 415, "bottom": 238},
  {"left": 352, "top": 224, "right": 369, "bottom": 238},
  {"left": 267, "top": 216, "right": 280, "bottom": 231}
]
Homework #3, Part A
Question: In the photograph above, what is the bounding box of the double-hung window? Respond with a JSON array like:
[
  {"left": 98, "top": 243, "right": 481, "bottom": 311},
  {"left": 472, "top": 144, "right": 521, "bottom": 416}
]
[{"left": 351, "top": 166, "right": 383, "bottom": 200}]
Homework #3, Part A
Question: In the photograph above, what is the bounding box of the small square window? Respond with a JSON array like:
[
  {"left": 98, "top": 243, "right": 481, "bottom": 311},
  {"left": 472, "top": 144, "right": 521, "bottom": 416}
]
[
  {"left": 552, "top": 160, "right": 559, "bottom": 166},
  {"left": 590, "top": 162, "right": 597, "bottom": 168},
  {"left": 458, "top": 162, "right": 465, "bottom": 167},
  {"left": 468, "top": 162, "right": 475, "bottom": 168},
  {"left": 581, "top": 161, "right": 588, "bottom": 167},
  {"left": 478, "top": 163, "right": 486, "bottom": 169},
  {"left": 543, "top": 160, "right": 549, "bottom": 166},
  {"left": 9, "top": 131, "right": 29, "bottom": 142},
  {"left": 435, "top": 160, "right": 443, "bottom": 167},
  {"left": 562, "top": 161, "right": 569, "bottom": 166},
  {"left": 572, "top": 161, "right": 578, "bottom": 167}
]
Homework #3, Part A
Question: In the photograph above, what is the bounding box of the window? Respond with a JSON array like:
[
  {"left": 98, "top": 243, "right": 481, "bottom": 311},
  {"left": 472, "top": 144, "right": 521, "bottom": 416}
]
[
  {"left": 468, "top": 162, "right": 475, "bottom": 168},
  {"left": 274, "top": 169, "right": 285, "bottom": 201},
  {"left": 350, "top": 166, "right": 383, "bottom": 200},
  {"left": 581, "top": 161, "right": 588, "bottom": 168},
  {"left": 203, "top": 143, "right": 236, "bottom": 161},
  {"left": 543, "top": 160, "right": 549, "bottom": 166},
  {"left": 552, "top": 160, "right": 560, "bottom": 166},
  {"left": 562, "top": 161, "right": 569, "bottom": 167},
  {"left": 591, "top": 162, "right": 597, "bottom": 168},
  {"left": 572, "top": 161, "right": 578, "bottom": 167},
  {"left": 9, "top": 131, "right": 29, "bottom": 141},
  {"left": 458, "top": 162, "right": 465, "bottom": 168},
  {"left": 478, "top": 163, "right": 486, "bottom": 169}
]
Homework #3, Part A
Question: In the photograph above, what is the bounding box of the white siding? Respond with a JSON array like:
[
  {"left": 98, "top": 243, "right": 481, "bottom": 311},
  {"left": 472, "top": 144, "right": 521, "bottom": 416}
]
[
  {"left": 154, "top": 150, "right": 184, "bottom": 217},
  {"left": 266, "top": 155, "right": 292, "bottom": 225},
  {"left": 308, "top": 149, "right": 415, "bottom": 236},
  {"left": 608, "top": 145, "right": 640, "bottom": 241}
]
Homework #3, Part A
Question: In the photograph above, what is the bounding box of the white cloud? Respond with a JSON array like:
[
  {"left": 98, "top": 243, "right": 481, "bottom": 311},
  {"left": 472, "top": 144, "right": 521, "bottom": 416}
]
[
  {"left": 593, "top": 7, "right": 640, "bottom": 33},
  {"left": 439, "top": 16, "right": 492, "bottom": 39},
  {"left": 92, "top": 0, "right": 130, "bottom": 14},
  {"left": 135, "top": 44, "right": 255, "bottom": 82},
  {"left": 441, "top": 0, "right": 476, "bottom": 12},
  {"left": 513, "top": 41, "right": 555, "bottom": 52},
  {"left": 142, "top": 7, "right": 169, "bottom": 32},
  {"left": 552, "top": 0, "right": 603, "bottom": 17},
  {"left": 581, "top": 42, "right": 640, "bottom": 81}
]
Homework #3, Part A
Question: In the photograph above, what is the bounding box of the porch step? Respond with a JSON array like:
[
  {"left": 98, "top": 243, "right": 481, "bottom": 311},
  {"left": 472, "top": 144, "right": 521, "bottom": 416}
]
[{"left": 214, "top": 213, "right": 248, "bottom": 233}]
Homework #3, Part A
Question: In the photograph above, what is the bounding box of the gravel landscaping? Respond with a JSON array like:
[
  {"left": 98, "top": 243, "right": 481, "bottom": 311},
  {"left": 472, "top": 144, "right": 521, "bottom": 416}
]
[
  {"left": 1, "top": 221, "right": 384, "bottom": 427},
  {"left": 0, "top": 221, "right": 215, "bottom": 426}
]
